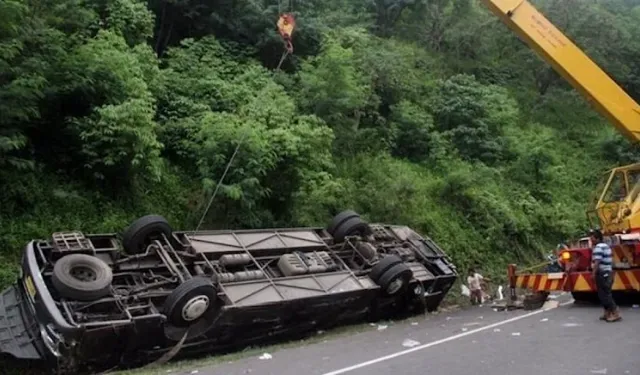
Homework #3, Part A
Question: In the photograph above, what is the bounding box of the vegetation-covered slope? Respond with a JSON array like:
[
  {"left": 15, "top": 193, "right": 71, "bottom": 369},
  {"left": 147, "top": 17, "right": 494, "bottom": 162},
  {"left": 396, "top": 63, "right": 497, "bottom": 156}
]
[{"left": 2, "top": 0, "right": 640, "bottom": 287}]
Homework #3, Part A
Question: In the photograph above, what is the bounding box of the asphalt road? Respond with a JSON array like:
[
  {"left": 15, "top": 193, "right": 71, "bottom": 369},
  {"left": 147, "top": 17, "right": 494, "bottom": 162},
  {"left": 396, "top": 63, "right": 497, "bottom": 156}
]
[{"left": 172, "top": 295, "right": 639, "bottom": 375}]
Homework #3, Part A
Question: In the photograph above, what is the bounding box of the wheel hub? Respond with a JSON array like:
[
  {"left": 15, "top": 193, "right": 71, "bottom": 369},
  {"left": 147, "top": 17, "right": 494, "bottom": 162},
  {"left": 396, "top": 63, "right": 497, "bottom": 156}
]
[
  {"left": 413, "top": 284, "right": 423, "bottom": 295},
  {"left": 181, "top": 295, "right": 210, "bottom": 321},
  {"left": 70, "top": 266, "right": 97, "bottom": 282},
  {"left": 387, "top": 278, "right": 403, "bottom": 294}
]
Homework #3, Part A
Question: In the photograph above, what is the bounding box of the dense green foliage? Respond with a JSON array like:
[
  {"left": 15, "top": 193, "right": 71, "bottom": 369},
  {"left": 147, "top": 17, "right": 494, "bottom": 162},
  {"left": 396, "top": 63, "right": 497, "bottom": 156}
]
[{"left": 2, "top": 0, "right": 640, "bottom": 287}]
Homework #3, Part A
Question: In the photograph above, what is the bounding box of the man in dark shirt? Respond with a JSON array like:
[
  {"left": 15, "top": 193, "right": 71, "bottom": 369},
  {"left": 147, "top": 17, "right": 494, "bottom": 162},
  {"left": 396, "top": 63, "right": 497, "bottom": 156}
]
[{"left": 589, "top": 229, "right": 621, "bottom": 322}]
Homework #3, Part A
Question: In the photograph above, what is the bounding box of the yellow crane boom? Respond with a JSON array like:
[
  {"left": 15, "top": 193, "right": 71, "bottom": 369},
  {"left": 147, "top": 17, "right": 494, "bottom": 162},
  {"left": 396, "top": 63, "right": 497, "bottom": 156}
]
[
  {"left": 484, "top": 0, "right": 640, "bottom": 305},
  {"left": 481, "top": 0, "right": 640, "bottom": 143},
  {"left": 480, "top": 0, "right": 640, "bottom": 234}
]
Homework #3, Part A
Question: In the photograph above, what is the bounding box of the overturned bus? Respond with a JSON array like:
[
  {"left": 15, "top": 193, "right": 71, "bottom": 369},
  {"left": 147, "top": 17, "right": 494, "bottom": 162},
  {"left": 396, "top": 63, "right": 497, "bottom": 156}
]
[{"left": 0, "top": 211, "right": 458, "bottom": 373}]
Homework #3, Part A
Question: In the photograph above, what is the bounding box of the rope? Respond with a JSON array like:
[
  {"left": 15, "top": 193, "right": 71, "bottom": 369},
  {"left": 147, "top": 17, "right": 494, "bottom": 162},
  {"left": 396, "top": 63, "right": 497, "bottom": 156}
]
[
  {"left": 191, "top": 0, "right": 295, "bottom": 235},
  {"left": 191, "top": 49, "right": 290, "bottom": 235},
  {"left": 276, "top": 50, "right": 289, "bottom": 71},
  {"left": 517, "top": 261, "right": 555, "bottom": 273},
  {"left": 279, "top": 0, "right": 293, "bottom": 13},
  {"left": 146, "top": 326, "right": 191, "bottom": 367},
  {"left": 192, "top": 134, "right": 246, "bottom": 234}
]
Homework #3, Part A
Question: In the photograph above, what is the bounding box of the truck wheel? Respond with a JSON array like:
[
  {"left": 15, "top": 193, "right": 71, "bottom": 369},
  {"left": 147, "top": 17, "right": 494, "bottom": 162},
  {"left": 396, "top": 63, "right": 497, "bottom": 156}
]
[
  {"left": 122, "top": 215, "right": 173, "bottom": 255},
  {"left": 369, "top": 255, "right": 403, "bottom": 283},
  {"left": 332, "top": 216, "right": 372, "bottom": 243},
  {"left": 327, "top": 210, "right": 360, "bottom": 236},
  {"left": 52, "top": 254, "right": 113, "bottom": 301},
  {"left": 163, "top": 277, "right": 220, "bottom": 327},
  {"left": 523, "top": 292, "right": 549, "bottom": 310},
  {"left": 377, "top": 263, "right": 413, "bottom": 296}
]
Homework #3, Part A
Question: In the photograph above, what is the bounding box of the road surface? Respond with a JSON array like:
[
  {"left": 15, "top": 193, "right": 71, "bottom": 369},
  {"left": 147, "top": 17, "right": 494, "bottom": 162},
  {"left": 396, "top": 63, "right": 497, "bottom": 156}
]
[{"left": 169, "top": 296, "right": 638, "bottom": 375}]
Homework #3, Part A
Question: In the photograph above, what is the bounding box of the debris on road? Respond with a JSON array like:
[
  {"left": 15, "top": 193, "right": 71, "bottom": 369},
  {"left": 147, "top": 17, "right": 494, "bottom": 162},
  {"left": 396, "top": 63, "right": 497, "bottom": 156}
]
[
  {"left": 402, "top": 339, "right": 421, "bottom": 348},
  {"left": 590, "top": 368, "right": 607, "bottom": 374},
  {"left": 258, "top": 353, "right": 272, "bottom": 360},
  {"left": 493, "top": 328, "right": 501, "bottom": 332},
  {"left": 562, "top": 322, "right": 583, "bottom": 327},
  {"left": 439, "top": 304, "right": 460, "bottom": 313},
  {"left": 540, "top": 318, "right": 549, "bottom": 322},
  {"left": 511, "top": 332, "right": 521, "bottom": 336},
  {"left": 496, "top": 285, "right": 504, "bottom": 300},
  {"left": 463, "top": 322, "right": 482, "bottom": 327},
  {"left": 493, "top": 300, "right": 524, "bottom": 311},
  {"left": 377, "top": 324, "right": 388, "bottom": 331},
  {"left": 461, "top": 284, "right": 471, "bottom": 297}
]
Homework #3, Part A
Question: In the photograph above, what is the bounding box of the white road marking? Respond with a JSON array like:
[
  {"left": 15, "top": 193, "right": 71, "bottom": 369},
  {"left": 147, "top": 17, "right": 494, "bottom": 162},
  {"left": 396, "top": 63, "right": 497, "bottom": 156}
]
[{"left": 321, "top": 300, "right": 574, "bottom": 375}]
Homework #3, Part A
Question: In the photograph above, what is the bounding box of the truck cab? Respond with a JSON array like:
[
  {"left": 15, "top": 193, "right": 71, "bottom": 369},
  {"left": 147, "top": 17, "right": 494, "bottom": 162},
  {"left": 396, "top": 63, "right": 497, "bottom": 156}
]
[{"left": 589, "top": 164, "right": 640, "bottom": 236}]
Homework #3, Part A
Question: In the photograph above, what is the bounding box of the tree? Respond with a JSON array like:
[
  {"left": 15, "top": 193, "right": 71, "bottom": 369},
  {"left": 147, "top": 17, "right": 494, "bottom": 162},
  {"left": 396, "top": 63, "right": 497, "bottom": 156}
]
[{"left": 430, "top": 74, "right": 518, "bottom": 165}]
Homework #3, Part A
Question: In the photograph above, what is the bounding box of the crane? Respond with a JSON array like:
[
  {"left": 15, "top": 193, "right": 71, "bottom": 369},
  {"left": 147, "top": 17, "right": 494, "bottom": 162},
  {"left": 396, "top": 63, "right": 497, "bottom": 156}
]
[
  {"left": 481, "top": 0, "right": 640, "bottom": 235},
  {"left": 479, "top": 0, "right": 640, "bottom": 302}
]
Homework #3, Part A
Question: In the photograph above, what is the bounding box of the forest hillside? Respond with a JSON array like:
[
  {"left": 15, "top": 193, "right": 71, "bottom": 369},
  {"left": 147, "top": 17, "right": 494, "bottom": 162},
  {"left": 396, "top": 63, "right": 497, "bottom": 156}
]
[{"left": 2, "top": 0, "right": 640, "bottom": 287}]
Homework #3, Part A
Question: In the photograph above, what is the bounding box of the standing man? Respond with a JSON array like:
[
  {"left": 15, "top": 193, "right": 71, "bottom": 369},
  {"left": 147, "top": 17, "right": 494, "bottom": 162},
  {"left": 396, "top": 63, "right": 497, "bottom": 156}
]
[
  {"left": 467, "top": 268, "right": 484, "bottom": 305},
  {"left": 589, "top": 229, "right": 621, "bottom": 322}
]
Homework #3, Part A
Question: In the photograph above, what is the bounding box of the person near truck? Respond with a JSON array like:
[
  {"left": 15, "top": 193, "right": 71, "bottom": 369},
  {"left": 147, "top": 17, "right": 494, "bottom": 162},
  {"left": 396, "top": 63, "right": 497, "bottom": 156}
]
[
  {"left": 467, "top": 268, "right": 485, "bottom": 305},
  {"left": 546, "top": 243, "right": 567, "bottom": 272},
  {"left": 589, "top": 229, "right": 622, "bottom": 322}
]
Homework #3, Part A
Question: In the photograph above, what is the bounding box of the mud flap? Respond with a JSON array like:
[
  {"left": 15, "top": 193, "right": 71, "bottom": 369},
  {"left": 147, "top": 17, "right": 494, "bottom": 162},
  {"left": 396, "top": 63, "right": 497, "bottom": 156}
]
[{"left": 0, "top": 286, "right": 42, "bottom": 360}]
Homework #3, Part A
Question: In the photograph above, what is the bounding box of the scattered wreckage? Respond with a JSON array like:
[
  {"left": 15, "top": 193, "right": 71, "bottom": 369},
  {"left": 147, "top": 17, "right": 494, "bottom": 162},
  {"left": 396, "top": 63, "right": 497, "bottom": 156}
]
[{"left": 0, "top": 211, "right": 457, "bottom": 373}]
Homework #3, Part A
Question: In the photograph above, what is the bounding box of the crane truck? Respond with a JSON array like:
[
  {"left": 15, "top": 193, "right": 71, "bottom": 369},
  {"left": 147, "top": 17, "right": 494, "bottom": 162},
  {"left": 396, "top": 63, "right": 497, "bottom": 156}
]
[{"left": 479, "top": 0, "right": 640, "bottom": 302}]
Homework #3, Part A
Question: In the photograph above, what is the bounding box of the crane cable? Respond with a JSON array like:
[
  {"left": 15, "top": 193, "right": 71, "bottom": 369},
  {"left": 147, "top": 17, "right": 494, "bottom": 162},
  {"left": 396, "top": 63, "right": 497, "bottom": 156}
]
[
  {"left": 140, "top": 3, "right": 299, "bottom": 369},
  {"left": 192, "top": 3, "right": 296, "bottom": 235}
]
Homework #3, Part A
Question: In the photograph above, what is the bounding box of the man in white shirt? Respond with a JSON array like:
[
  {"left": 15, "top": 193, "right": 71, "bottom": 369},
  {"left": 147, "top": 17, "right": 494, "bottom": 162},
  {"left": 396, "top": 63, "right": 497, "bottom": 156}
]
[{"left": 467, "top": 268, "right": 484, "bottom": 305}]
